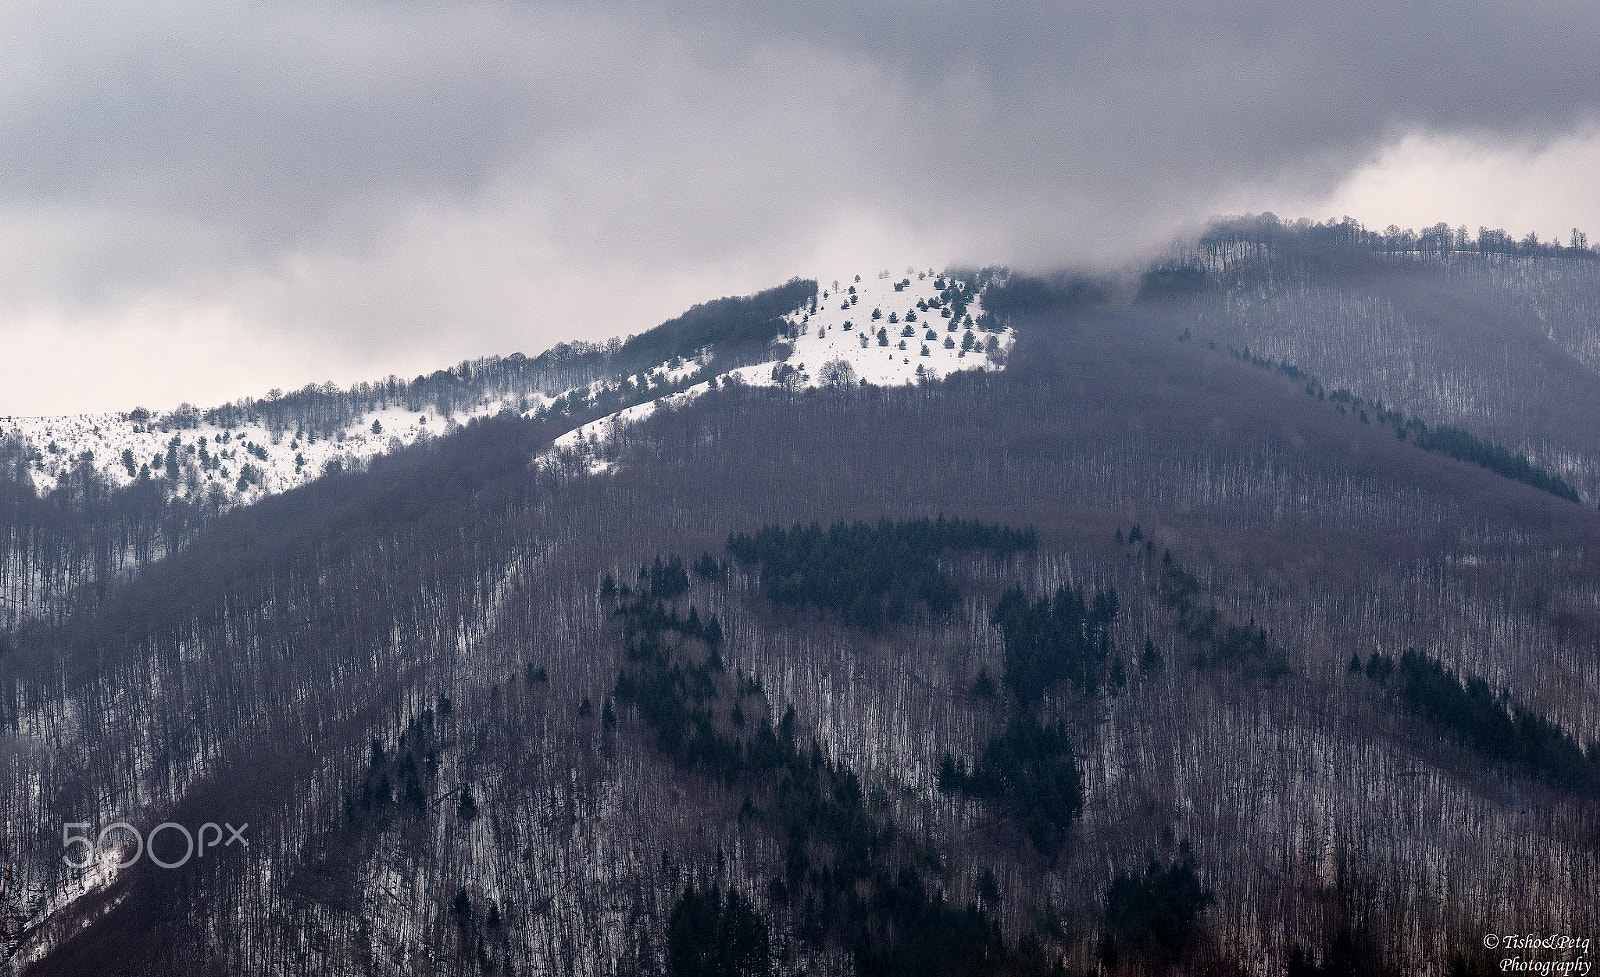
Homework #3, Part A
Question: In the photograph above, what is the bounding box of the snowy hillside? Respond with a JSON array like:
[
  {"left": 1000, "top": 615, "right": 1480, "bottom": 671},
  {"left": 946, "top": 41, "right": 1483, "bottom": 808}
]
[
  {"left": 768, "top": 267, "right": 1009, "bottom": 388},
  {"left": 2, "top": 268, "right": 1011, "bottom": 504},
  {"left": 0, "top": 403, "right": 507, "bottom": 504},
  {"left": 547, "top": 267, "right": 1012, "bottom": 469}
]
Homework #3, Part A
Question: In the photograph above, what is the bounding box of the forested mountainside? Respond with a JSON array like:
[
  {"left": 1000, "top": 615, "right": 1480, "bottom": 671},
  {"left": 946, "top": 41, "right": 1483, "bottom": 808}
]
[
  {"left": 1, "top": 270, "right": 1010, "bottom": 629},
  {"left": 1141, "top": 216, "right": 1600, "bottom": 500},
  {"left": 3, "top": 228, "right": 1600, "bottom": 977}
]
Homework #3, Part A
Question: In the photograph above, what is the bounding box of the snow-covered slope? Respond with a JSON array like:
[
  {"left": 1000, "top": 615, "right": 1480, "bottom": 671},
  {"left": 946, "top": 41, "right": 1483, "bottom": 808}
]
[
  {"left": 0, "top": 403, "right": 507, "bottom": 504},
  {"left": 2, "top": 268, "right": 1011, "bottom": 503},
  {"left": 769, "top": 267, "right": 1009, "bottom": 387},
  {"left": 546, "top": 268, "right": 1012, "bottom": 471}
]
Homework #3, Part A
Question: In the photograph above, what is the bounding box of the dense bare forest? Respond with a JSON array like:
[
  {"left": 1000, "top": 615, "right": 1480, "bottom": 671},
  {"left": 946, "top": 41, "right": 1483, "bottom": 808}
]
[
  {"left": 2, "top": 230, "right": 1598, "bottom": 976},
  {"left": 1144, "top": 216, "right": 1600, "bottom": 500}
]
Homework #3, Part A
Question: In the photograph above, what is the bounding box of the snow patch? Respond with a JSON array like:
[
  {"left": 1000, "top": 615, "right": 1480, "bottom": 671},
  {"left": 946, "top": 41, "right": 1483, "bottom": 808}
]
[{"left": 537, "top": 267, "right": 1013, "bottom": 475}]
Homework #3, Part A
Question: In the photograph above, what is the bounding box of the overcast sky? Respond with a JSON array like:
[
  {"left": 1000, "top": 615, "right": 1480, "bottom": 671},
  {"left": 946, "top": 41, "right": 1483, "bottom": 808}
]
[{"left": 3, "top": 0, "right": 1597, "bottom": 415}]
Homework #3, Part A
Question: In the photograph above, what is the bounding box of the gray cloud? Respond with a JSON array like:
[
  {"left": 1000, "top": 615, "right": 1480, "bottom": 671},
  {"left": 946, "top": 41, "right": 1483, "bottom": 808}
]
[{"left": 1, "top": 0, "right": 1597, "bottom": 413}]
